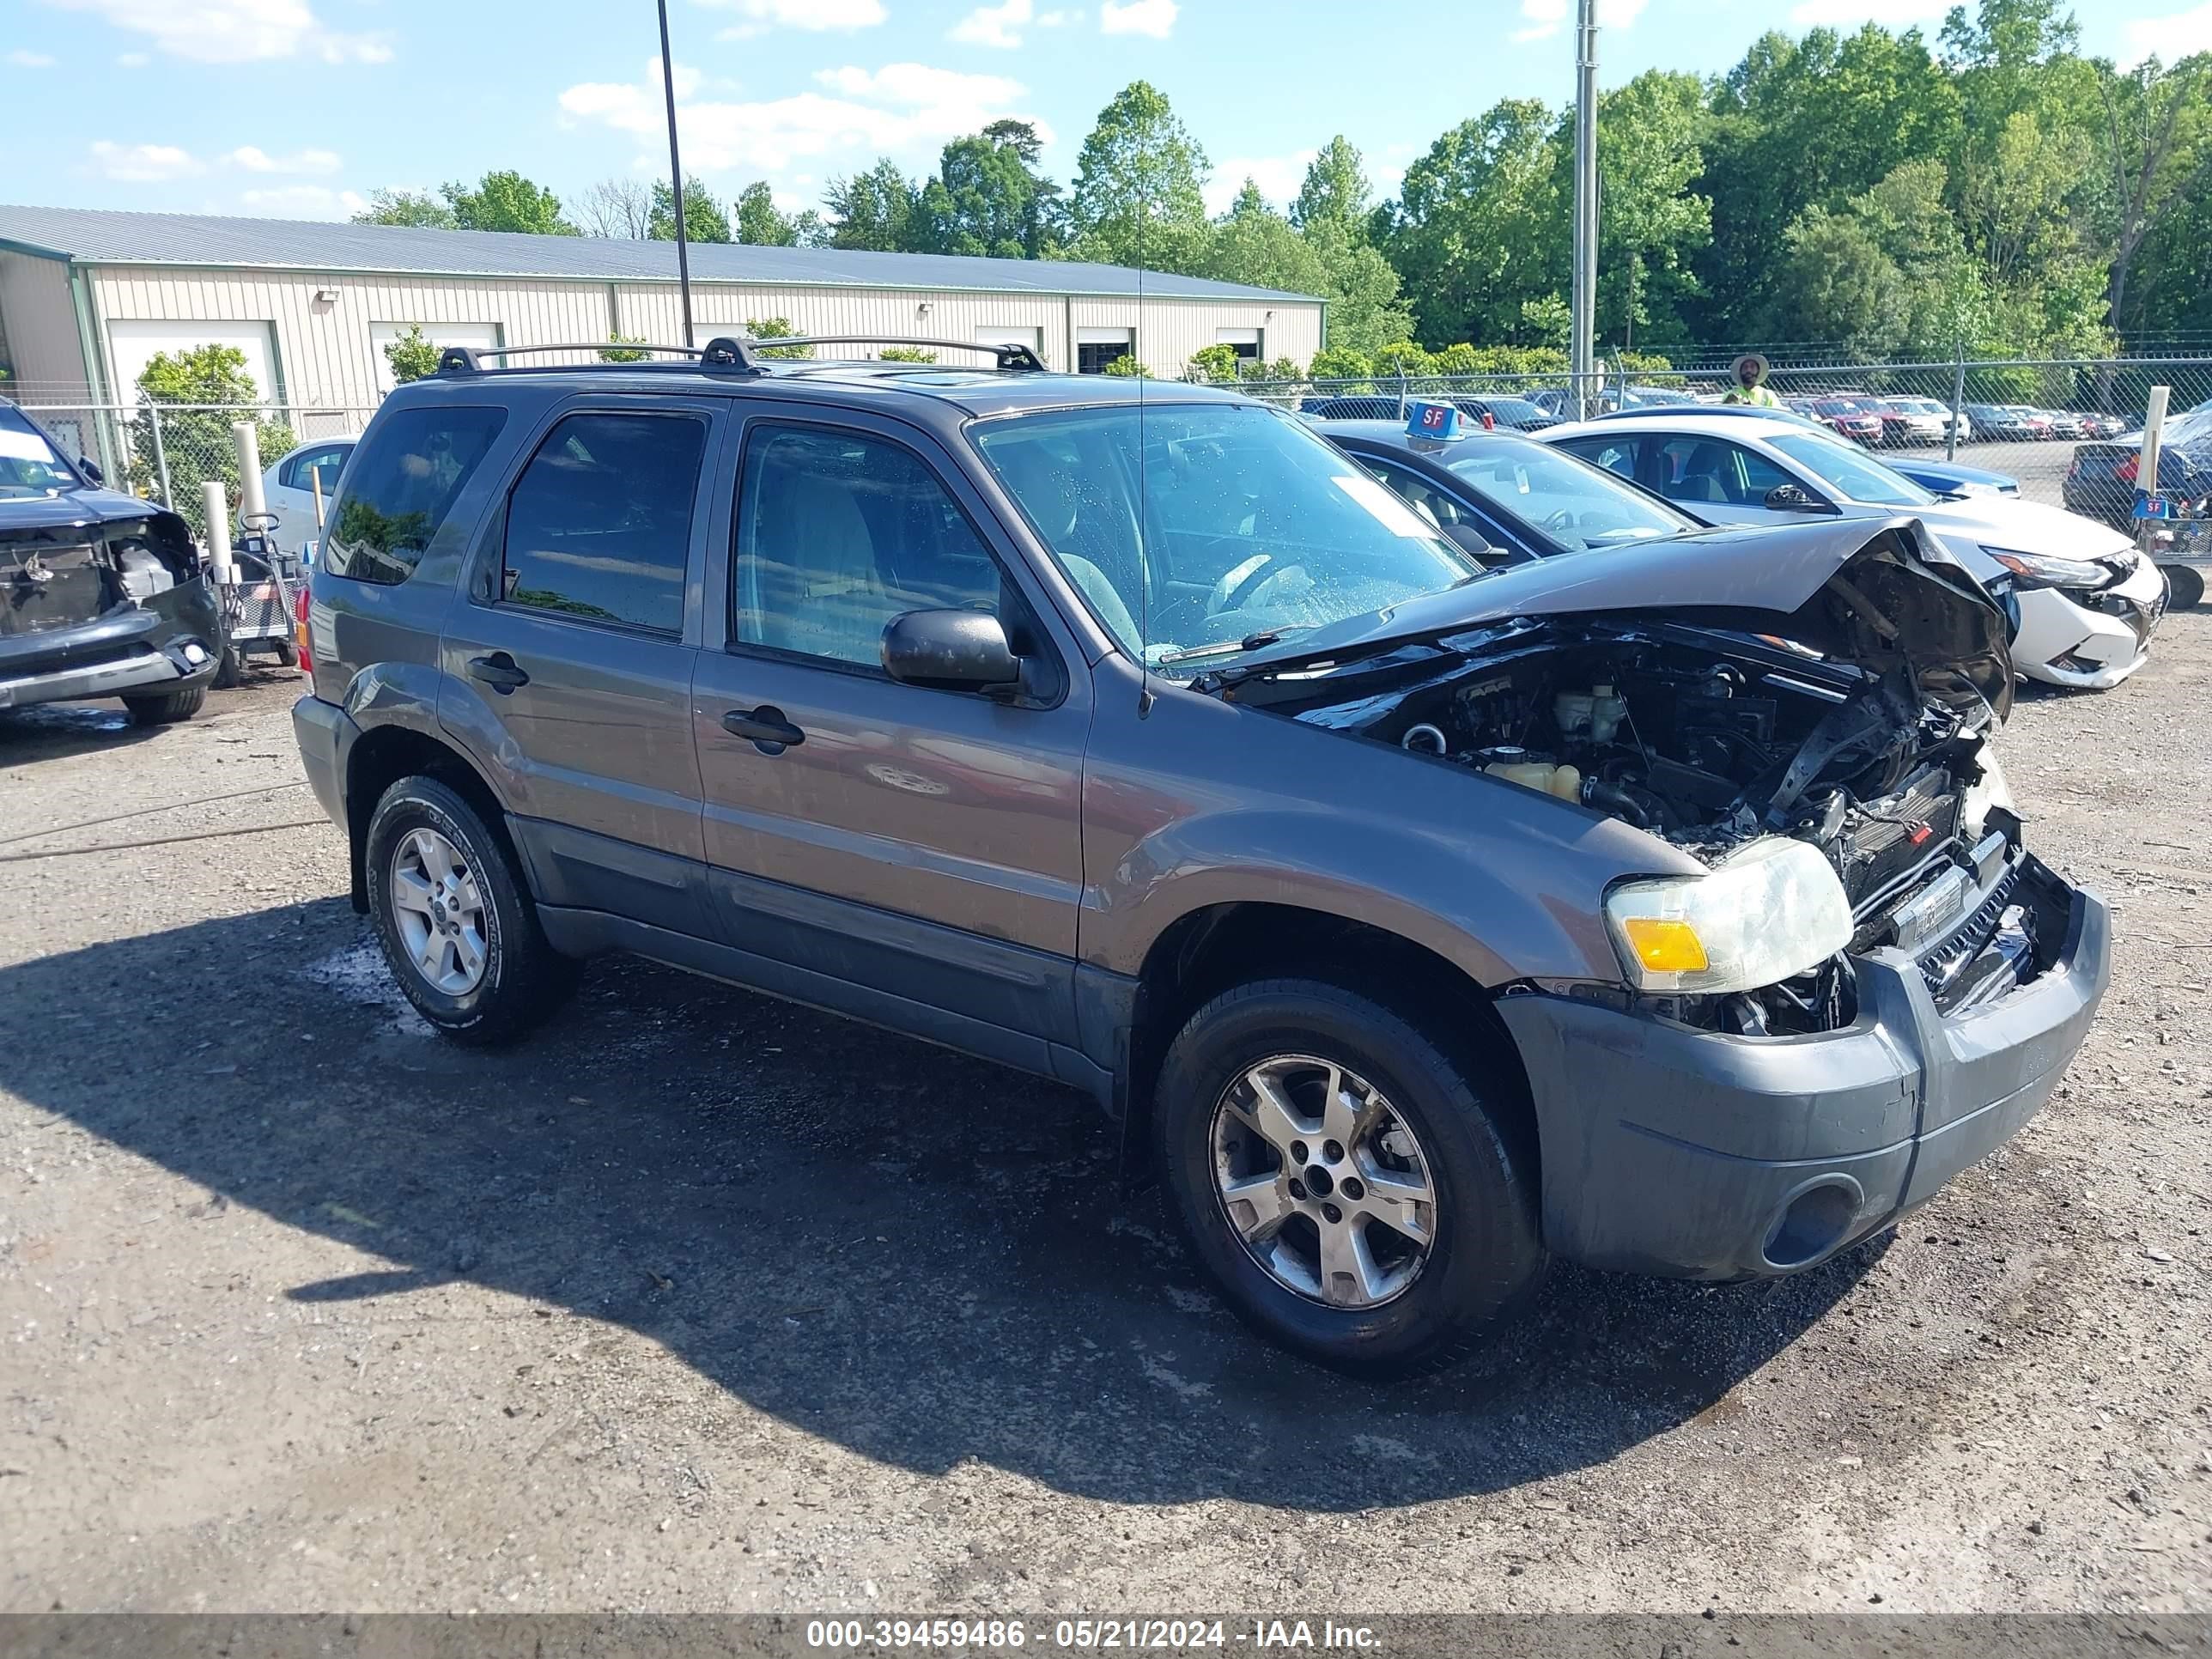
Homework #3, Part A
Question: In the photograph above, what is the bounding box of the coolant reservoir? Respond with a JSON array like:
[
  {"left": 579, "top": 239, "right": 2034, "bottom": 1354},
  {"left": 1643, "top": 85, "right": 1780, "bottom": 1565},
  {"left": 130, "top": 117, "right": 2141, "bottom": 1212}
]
[{"left": 1484, "top": 759, "right": 1583, "bottom": 802}]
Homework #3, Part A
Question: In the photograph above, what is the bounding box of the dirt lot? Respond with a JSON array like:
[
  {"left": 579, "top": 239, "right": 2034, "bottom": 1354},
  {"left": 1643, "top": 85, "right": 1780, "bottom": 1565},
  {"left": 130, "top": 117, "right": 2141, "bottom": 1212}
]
[{"left": 1, "top": 629, "right": 2208, "bottom": 1618}]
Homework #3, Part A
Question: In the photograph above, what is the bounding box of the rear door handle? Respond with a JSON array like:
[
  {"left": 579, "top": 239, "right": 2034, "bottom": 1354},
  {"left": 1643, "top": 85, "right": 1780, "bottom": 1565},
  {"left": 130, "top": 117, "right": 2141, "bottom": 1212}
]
[
  {"left": 467, "top": 653, "right": 530, "bottom": 692},
  {"left": 722, "top": 705, "right": 805, "bottom": 753}
]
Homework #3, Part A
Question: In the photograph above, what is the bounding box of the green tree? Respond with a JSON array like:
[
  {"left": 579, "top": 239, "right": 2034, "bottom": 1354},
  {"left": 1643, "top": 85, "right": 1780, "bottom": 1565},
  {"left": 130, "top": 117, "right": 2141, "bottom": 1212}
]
[
  {"left": 382, "top": 325, "right": 441, "bottom": 384},
  {"left": 1291, "top": 136, "right": 1372, "bottom": 239},
  {"left": 648, "top": 180, "right": 732, "bottom": 243},
  {"left": 1290, "top": 139, "right": 1414, "bottom": 355},
  {"left": 1518, "top": 295, "right": 1571, "bottom": 348},
  {"left": 734, "top": 181, "right": 799, "bottom": 246},
  {"left": 2088, "top": 52, "right": 2212, "bottom": 330},
  {"left": 441, "top": 170, "right": 578, "bottom": 235},
  {"left": 1377, "top": 99, "right": 1565, "bottom": 347},
  {"left": 1309, "top": 345, "right": 1372, "bottom": 382},
  {"left": 600, "top": 332, "right": 653, "bottom": 362},
  {"left": 1066, "top": 81, "right": 1211, "bottom": 271},
  {"left": 132, "top": 344, "right": 295, "bottom": 537},
  {"left": 352, "top": 188, "right": 455, "bottom": 228},
  {"left": 1200, "top": 180, "right": 1330, "bottom": 297},
  {"left": 825, "top": 159, "right": 919, "bottom": 252},
  {"left": 913, "top": 125, "right": 1064, "bottom": 258},
  {"left": 1594, "top": 71, "right": 1711, "bottom": 349},
  {"left": 744, "top": 316, "right": 811, "bottom": 359}
]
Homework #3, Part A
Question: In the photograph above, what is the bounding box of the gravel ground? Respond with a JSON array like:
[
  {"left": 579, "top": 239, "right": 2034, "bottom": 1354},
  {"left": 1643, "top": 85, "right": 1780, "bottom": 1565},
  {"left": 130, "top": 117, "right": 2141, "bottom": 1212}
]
[{"left": 0, "top": 628, "right": 2207, "bottom": 1618}]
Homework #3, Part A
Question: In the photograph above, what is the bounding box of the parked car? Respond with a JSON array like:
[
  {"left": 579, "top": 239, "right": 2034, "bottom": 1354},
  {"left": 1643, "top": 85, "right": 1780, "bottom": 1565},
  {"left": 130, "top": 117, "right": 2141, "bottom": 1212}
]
[
  {"left": 2065, "top": 409, "right": 2212, "bottom": 608},
  {"left": 2008, "top": 405, "right": 2057, "bottom": 441},
  {"left": 1529, "top": 383, "right": 1695, "bottom": 419},
  {"left": 256, "top": 434, "right": 355, "bottom": 555},
  {"left": 2037, "top": 410, "right": 2086, "bottom": 441},
  {"left": 1965, "top": 404, "right": 2039, "bottom": 441},
  {"left": 1872, "top": 398, "right": 1958, "bottom": 447},
  {"left": 0, "top": 397, "right": 221, "bottom": 723},
  {"left": 293, "top": 339, "right": 2109, "bottom": 1376},
  {"left": 1544, "top": 412, "right": 2168, "bottom": 690},
  {"left": 1298, "top": 395, "right": 1556, "bottom": 433},
  {"left": 1808, "top": 399, "right": 1885, "bottom": 445},
  {"left": 1579, "top": 402, "right": 2022, "bottom": 496}
]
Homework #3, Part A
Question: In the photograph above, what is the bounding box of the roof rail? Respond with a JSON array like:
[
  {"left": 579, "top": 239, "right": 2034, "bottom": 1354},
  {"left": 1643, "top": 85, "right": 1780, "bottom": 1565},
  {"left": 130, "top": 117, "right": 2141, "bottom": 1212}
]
[
  {"left": 763, "top": 336, "right": 1048, "bottom": 372},
  {"left": 434, "top": 337, "right": 765, "bottom": 376}
]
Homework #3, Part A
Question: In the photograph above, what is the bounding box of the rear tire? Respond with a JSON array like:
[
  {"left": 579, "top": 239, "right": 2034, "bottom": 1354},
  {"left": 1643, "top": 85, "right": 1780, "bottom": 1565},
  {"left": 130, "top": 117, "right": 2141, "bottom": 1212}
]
[
  {"left": 1153, "top": 978, "right": 1544, "bottom": 1379},
  {"left": 121, "top": 685, "right": 206, "bottom": 725},
  {"left": 363, "top": 775, "right": 576, "bottom": 1046},
  {"left": 212, "top": 642, "right": 244, "bottom": 690}
]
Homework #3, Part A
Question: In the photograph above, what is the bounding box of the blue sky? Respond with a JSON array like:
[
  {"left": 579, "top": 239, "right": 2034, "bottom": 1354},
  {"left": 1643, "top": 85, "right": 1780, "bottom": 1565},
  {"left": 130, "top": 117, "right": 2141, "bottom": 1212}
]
[{"left": 9, "top": 0, "right": 2208, "bottom": 227}]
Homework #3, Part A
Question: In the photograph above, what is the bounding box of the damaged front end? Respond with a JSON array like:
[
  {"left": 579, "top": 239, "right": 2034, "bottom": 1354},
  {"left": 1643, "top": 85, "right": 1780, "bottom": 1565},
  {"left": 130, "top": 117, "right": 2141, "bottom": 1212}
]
[
  {"left": 0, "top": 500, "right": 221, "bottom": 709},
  {"left": 1222, "top": 519, "right": 2067, "bottom": 1036}
]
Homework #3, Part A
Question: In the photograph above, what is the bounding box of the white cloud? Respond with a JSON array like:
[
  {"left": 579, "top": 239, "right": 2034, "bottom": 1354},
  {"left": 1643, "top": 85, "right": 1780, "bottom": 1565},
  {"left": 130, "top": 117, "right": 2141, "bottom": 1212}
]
[
  {"left": 240, "top": 184, "right": 368, "bottom": 217},
  {"left": 1512, "top": 0, "right": 1645, "bottom": 43},
  {"left": 226, "top": 144, "right": 341, "bottom": 174},
  {"left": 7, "top": 48, "right": 56, "bottom": 66},
  {"left": 37, "top": 0, "right": 390, "bottom": 64},
  {"left": 1099, "top": 0, "right": 1175, "bottom": 37},
  {"left": 1205, "top": 150, "right": 1316, "bottom": 216},
  {"left": 88, "top": 141, "right": 203, "bottom": 182},
  {"left": 702, "top": 0, "right": 885, "bottom": 40},
  {"left": 117, "top": 49, "right": 147, "bottom": 64},
  {"left": 1789, "top": 0, "right": 1948, "bottom": 21},
  {"left": 2122, "top": 1, "right": 2212, "bottom": 60},
  {"left": 561, "top": 58, "right": 1047, "bottom": 174},
  {"left": 952, "top": 0, "right": 1030, "bottom": 47}
]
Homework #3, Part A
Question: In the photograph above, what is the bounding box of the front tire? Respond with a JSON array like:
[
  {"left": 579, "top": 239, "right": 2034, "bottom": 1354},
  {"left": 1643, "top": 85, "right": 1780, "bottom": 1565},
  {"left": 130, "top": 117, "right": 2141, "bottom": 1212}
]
[
  {"left": 363, "top": 775, "right": 575, "bottom": 1045},
  {"left": 121, "top": 685, "right": 206, "bottom": 725},
  {"left": 2162, "top": 564, "right": 2204, "bottom": 610},
  {"left": 1153, "top": 979, "right": 1543, "bottom": 1378}
]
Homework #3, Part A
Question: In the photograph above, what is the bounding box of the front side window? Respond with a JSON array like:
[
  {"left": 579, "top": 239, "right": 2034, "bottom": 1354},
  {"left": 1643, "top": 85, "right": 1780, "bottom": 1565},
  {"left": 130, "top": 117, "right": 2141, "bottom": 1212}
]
[
  {"left": 321, "top": 404, "right": 506, "bottom": 585},
  {"left": 1651, "top": 436, "right": 1792, "bottom": 507},
  {"left": 733, "top": 424, "right": 1006, "bottom": 669},
  {"left": 283, "top": 443, "right": 352, "bottom": 495},
  {"left": 973, "top": 402, "right": 1475, "bottom": 670},
  {"left": 1447, "top": 440, "right": 1694, "bottom": 550},
  {"left": 499, "top": 412, "right": 705, "bottom": 634},
  {"left": 1766, "top": 432, "right": 1934, "bottom": 507}
]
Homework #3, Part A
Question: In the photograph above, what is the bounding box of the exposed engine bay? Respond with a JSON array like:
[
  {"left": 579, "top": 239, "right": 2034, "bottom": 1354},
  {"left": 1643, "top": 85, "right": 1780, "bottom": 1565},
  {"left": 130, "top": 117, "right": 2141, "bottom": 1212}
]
[
  {"left": 1, "top": 510, "right": 203, "bottom": 641},
  {"left": 1284, "top": 621, "right": 2069, "bottom": 1036}
]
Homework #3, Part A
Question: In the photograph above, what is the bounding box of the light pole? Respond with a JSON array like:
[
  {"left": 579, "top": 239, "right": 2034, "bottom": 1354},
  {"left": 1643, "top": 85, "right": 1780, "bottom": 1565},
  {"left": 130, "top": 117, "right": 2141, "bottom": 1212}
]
[
  {"left": 1570, "top": 0, "right": 1599, "bottom": 417},
  {"left": 656, "top": 0, "right": 695, "bottom": 348}
]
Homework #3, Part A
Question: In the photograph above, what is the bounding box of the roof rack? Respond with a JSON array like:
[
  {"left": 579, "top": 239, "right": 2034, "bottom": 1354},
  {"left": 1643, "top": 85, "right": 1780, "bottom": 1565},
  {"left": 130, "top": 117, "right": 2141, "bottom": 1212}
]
[
  {"left": 765, "top": 336, "right": 1048, "bottom": 372},
  {"left": 434, "top": 337, "right": 765, "bottom": 375}
]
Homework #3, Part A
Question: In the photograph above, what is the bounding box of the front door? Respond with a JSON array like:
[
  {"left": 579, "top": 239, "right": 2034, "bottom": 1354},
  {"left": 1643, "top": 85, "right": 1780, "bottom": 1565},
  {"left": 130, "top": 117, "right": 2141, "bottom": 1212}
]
[
  {"left": 690, "top": 413, "right": 1091, "bottom": 1074},
  {"left": 1643, "top": 434, "right": 1814, "bottom": 526},
  {"left": 437, "top": 398, "right": 722, "bottom": 936}
]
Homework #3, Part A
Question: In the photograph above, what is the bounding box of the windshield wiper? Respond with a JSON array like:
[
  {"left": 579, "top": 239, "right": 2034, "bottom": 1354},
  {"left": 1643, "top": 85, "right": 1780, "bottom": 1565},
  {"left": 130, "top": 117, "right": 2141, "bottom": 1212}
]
[{"left": 1152, "top": 629, "right": 1285, "bottom": 666}]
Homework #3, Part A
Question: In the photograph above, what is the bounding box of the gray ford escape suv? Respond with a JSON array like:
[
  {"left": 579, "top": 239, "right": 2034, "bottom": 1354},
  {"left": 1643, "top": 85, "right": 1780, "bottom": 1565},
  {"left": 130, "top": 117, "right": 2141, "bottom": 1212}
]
[{"left": 293, "top": 337, "right": 2110, "bottom": 1376}]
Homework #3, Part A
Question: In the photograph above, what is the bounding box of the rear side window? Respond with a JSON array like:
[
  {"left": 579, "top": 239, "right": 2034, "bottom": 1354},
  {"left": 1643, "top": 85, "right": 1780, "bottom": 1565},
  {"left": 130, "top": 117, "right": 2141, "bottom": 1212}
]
[
  {"left": 321, "top": 405, "right": 505, "bottom": 585},
  {"left": 498, "top": 412, "right": 706, "bottom": 635}
]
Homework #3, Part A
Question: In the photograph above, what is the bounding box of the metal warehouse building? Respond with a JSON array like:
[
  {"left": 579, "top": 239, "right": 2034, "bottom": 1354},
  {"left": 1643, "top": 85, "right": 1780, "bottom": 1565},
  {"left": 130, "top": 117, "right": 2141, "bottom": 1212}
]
[{"left": 0, "top": 204, "right": 1323, "bottom": 416}]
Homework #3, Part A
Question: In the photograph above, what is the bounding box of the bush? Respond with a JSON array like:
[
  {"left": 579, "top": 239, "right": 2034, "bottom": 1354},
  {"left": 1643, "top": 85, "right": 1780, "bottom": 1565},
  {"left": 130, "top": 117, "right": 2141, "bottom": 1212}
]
[
  {"left": 878, "top": 345, "right": 938, "bottom": 362},
  {"left": 131, "top": 343, "right": 295, "bottom": 538},
  {"left": 1101, "top": 354, "right": 1152, "bottom": 378},
  {"left": 1188, "top": 343, "right": 1241, "bottom": 381},
  {"left": 1369, "top": 341, "right": 1435, "bottom": 378},
  {"left": 383, "top": 325, "right": 441, "bottom": 384},
  {"left": 744, "top": 316, "right": 811, "bottom": 360},
  {"left": 1309, "top": 345, "right": 1374, "bottom": 386},
  {"left": 600, "top": 332, "right": 653, "bottom": 363}
]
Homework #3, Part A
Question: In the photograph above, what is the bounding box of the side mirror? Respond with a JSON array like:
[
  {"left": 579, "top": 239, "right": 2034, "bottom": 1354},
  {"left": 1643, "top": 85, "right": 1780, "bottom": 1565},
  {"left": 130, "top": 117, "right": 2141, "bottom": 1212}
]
[
  {"left": 1440, "top": 520, "right": 1494, "bottom": 559},
  {"left": 1764, "top": 483, "right": 1823, "bottom": 512},
  {"left": 78, "top": 456, "right": 104, "bottom": 485},
  {"left": 882, "top": 608, "right": 1023, "bottom": 695}
]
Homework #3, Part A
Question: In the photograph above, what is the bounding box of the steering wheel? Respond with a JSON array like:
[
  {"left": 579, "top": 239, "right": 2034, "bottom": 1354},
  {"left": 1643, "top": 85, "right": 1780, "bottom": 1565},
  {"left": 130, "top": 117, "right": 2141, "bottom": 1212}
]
[
  {"left": 1208, "top": 551, "right": 1281, "bottom": 616},
  {"left": 1542, "top": 507, "right": 1579, "bottom": 534}
]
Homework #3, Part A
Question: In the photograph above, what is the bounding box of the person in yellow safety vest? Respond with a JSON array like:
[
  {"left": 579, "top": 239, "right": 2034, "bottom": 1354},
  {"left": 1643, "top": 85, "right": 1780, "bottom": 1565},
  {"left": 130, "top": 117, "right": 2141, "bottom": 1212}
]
[{"left": 1722, "top": 354, "right": 1784, "bottom": 409}]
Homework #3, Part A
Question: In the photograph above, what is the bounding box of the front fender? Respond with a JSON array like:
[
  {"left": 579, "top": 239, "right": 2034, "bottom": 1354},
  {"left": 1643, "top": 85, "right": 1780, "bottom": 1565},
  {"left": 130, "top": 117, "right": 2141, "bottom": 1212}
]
[{"left": 1078, "top": 669, "right": 1704, "bottom": 987}]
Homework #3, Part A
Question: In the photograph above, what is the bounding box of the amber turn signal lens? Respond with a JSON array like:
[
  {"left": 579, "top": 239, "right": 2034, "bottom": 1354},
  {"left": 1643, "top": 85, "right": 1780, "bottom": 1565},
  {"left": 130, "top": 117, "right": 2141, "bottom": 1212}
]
[{"left": 1620, "top": 916, "right": 1710, "bottom": 975}]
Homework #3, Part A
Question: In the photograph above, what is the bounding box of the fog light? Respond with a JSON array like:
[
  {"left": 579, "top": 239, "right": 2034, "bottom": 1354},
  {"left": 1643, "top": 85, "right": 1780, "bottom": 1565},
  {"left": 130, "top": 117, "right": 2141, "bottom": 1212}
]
[{"left": 181, "top": 641, "right": 209, "bottom": 665}]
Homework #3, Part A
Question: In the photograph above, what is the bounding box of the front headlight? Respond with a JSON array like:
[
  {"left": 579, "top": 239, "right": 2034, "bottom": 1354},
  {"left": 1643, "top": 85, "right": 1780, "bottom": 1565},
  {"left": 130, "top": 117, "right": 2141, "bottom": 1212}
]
[
  {"left": 1604, "top": 837, "right": 1854, "bottom": 994},
  {"left": 1983, "top": 546, "right": 2108, "bottom": 591}
]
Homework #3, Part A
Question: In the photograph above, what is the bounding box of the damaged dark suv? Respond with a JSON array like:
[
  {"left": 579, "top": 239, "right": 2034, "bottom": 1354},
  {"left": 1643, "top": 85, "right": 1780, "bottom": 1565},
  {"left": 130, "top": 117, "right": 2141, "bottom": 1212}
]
[
  {"left": 0, "top": 399, "right": 221, "bottom": 723},
  {"left": 294, "top": 341, "right": 2111, "bottom": 1376}
]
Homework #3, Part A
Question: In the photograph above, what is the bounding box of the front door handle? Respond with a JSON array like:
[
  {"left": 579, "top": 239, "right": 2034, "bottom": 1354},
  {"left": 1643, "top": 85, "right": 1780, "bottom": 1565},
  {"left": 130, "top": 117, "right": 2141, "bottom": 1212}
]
[
  {"left": 722, "top": 705, "right": 805, "bottom": 753},
  {"left": 467, "top": 652, "right": 530, "bottom": 693}
]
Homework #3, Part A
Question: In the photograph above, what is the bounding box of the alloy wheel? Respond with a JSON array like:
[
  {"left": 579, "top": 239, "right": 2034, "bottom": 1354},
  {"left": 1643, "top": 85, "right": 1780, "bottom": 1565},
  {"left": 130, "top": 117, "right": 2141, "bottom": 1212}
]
[
  {"left": 1209, "top": 1054, "right": 1437, "bottom": 1309},
  {"left": 388, "top": 826, "right": 489, "bottom": 995}
]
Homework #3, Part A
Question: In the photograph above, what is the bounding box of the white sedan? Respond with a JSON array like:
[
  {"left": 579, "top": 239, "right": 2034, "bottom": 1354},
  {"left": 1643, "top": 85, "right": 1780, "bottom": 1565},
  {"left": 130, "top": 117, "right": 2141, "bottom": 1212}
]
[
  {"left": 1542, "top": 413, "right": 2166, "bottom": 690},
  {"left": 250, "top": 435, "right": 356, "bottom": 556}
]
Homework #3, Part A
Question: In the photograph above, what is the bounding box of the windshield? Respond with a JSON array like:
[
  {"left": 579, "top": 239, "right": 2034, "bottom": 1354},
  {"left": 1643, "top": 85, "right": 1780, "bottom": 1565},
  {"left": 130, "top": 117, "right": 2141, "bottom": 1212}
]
[
  {"left": 0, "top": 409, "right": 80, "bottom": 497},
  {"left": 1444, "top": 441, "right": 1697, "bottom": 550},
  {"left": 972, "top": 402, "right": 1476, "bottom": 672},
  {"left": 1768, "top": 432, "right": 1936, "bottom": 507},
  {"left": 1483, "top": 396, "right": 1549, "bottom": 422}
]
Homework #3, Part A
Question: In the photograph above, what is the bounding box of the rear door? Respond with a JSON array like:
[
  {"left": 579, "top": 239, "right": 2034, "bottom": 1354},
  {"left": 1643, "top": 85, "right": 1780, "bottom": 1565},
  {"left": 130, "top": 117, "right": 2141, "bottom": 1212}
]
[
  {"left": 437, "top": 397, "right": 724, "bottom": 937},
  {"left": 689, "top": 410, "right": 1091, "bottom": 1075}
]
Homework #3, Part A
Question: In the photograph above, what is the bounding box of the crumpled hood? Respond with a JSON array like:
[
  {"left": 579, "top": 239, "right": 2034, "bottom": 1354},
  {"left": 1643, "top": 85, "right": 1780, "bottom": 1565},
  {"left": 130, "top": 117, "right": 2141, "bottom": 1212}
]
[
  {"left": 0, "top": 486, "right": 181, "bottom": 537},
  {"left": 1917, "top": 494, "right": 2135, "bottom": 561},
  {"left": 1221, "top": 515, "right": 2014, "bottom": 714}
]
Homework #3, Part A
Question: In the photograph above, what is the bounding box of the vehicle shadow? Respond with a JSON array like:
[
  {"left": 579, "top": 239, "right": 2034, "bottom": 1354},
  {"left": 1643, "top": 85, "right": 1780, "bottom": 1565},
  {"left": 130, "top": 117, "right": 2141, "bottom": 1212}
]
[
  {"left": 0, "top": 902, "right": 1882, "bottom": 1510},
  {"left": 0, "top": 699, "right": 168, "bottom": 765}
]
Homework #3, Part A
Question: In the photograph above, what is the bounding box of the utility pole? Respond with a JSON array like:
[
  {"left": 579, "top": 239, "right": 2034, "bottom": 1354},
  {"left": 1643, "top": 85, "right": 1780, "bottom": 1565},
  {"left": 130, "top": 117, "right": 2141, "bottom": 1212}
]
[
  {"left": 656, "top": 0, "right": 695, "bottom": 348},
  {"left": 1571, "top": 0, "right": 1599, "bottom": 417}
]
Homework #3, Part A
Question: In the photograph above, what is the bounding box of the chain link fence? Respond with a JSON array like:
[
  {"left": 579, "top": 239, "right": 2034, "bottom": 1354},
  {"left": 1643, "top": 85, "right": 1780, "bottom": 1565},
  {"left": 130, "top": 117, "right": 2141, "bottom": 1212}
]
[
  {"left": 17, "top": 400, "right": 378, "bottom": 539},
  {"left": 1227, "top": 356, "right": 2212, "bottom": 526}
]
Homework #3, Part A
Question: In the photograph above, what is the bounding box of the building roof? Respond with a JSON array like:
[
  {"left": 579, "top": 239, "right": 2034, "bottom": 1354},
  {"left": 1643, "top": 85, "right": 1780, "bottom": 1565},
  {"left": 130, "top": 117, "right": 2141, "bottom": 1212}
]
[{"left": 0, "top": 204, "right": 1317, "bottom": 303}]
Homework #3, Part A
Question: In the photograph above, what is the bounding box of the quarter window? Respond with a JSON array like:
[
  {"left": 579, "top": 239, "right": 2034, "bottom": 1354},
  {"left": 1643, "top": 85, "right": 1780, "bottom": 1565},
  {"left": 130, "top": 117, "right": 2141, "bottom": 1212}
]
[
  {"left": 320, "top": 405, "right": 506, "bottom": 585},
  {"left": 498, "top": 412, "right": 705, "bottom": 634},
  {"left": 732, "top": 424, "right": 1006, "bottom": 669}
]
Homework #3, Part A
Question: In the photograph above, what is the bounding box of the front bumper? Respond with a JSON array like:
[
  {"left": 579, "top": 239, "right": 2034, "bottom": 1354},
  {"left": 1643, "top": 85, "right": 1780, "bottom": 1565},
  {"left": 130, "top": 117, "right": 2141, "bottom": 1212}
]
[
  {"left": 1496, "top": 866, "right": 2110, "bottom": 1280},
  {"left": 2011, "top": 556, "right": 2167, "bottom": 690},
  {"left": 0, "top": 578, "right": 222, "bottom": 710}
]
